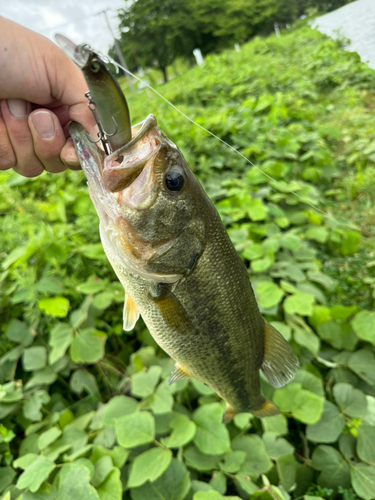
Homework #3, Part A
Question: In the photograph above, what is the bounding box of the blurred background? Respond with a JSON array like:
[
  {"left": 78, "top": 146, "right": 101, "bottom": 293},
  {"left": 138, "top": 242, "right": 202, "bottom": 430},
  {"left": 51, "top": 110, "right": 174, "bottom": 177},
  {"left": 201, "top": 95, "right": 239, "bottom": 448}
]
[{"left": 2, "top": 1, "right": 375, "bottom": 500}]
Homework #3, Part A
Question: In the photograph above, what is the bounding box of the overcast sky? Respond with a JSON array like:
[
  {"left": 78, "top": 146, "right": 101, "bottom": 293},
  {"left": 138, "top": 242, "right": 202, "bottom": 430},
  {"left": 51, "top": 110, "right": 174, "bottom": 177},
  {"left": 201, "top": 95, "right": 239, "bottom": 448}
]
[{"left": 1, "top": 0, "right": 127, "bottom": 52}]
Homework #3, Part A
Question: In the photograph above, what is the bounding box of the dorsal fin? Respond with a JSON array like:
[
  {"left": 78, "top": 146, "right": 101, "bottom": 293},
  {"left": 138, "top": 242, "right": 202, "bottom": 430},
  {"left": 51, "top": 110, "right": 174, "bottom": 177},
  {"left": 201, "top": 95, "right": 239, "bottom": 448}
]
[
  {"left": 261, "top": 319, "right": 299, "bottom": 388},
  {"left": 123, "top": 292, "right": 140, "bottom": 331},
  {"left": 168, "top": 363, "right": 191, "bottom": 385}
]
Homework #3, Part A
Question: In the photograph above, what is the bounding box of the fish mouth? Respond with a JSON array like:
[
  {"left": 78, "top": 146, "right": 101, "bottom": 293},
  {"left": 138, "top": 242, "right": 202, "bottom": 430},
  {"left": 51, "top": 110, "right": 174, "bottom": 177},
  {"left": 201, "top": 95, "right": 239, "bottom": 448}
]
[
  {"left": 69, "top": 114, "right": 162, "bottom": 215},
  {"left": 102, "top": 114, "right": 160, "bottom": 194}
]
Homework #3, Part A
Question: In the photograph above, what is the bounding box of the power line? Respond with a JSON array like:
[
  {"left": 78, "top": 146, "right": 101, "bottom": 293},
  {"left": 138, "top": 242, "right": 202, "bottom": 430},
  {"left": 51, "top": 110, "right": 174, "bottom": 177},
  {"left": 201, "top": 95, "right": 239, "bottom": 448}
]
[{"left": 39, "top": 9, "right": 116, "bottom": 33}]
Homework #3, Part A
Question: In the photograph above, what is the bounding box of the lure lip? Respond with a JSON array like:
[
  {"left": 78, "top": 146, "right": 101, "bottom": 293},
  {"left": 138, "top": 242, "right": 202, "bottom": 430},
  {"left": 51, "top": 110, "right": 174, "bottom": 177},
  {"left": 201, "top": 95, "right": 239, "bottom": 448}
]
[{"left": 55, "top": 33, "right": 90, "bottom": 68}]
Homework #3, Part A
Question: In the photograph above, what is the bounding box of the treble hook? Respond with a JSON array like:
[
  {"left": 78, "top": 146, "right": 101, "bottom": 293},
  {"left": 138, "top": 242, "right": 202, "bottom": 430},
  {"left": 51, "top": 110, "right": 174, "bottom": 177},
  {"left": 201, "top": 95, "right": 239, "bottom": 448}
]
[{"left": 84, "top": 91, "right": 118, "bottom": 155}]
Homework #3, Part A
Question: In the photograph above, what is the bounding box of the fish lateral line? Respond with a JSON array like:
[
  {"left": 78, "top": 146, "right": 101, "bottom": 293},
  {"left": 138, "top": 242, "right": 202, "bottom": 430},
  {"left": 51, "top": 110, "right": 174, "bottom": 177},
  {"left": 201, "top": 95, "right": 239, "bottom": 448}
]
[{"left": 106, "top": 55, "right": 328, "bottom": 217}]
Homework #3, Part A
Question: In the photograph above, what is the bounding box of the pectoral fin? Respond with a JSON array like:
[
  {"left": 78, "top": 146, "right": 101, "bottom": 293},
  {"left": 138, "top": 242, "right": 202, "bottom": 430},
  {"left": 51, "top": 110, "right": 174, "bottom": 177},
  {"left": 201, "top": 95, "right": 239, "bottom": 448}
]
[
  {"left": 123, "top": 292, "right": 140, "bottom": 331},
  {"left": 168, "top": 363, "right": 191, "bottom": 385},
  {"left": 261, "top": 319, "right": 299, "bottom": 388}
]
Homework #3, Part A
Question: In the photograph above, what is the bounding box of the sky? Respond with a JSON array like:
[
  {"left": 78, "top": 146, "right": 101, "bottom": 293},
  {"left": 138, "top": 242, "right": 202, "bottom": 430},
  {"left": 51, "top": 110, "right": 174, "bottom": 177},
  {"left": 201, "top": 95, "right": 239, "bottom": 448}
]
[{"left": 1, "top": 0, "right": 127, "bottom": 53}]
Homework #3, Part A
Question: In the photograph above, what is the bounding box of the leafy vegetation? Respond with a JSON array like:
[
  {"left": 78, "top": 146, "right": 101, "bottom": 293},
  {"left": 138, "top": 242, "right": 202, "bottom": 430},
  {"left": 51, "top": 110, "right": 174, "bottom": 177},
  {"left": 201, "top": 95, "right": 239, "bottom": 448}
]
[{"left": 1, "top": 24, "right": 375, "bottom": 500}]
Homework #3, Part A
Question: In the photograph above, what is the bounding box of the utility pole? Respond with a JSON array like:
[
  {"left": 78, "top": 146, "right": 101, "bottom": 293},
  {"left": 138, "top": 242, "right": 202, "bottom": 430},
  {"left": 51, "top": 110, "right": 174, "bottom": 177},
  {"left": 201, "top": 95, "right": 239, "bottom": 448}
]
[{"left": 100, "top": 9, "right": 135, "bottom": 93}]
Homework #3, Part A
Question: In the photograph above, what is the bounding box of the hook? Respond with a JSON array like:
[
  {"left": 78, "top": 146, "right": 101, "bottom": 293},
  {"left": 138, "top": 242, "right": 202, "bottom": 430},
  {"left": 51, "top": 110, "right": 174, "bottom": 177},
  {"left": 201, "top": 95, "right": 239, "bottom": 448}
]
[{"left": 84, "top": 91, "right": 112, "bottom": 155}]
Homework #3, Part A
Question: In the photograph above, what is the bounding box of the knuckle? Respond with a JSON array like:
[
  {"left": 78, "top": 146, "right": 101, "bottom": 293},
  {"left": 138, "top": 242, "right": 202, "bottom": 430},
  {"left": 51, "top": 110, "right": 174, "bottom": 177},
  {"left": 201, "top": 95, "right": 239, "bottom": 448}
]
[{"left": 0, "top": 143, "right": 16, "bottom": 170}]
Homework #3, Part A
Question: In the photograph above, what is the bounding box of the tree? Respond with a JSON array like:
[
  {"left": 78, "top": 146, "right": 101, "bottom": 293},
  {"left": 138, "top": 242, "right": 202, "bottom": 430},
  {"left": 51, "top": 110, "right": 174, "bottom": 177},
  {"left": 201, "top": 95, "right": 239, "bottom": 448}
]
[{"left": 117, "top": 0, "right": 200, "bottom": 82}]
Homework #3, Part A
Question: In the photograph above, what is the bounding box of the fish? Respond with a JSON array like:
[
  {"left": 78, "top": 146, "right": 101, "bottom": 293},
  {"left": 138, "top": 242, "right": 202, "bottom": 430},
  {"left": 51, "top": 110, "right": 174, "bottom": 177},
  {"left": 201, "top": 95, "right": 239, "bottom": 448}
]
[{"left": 66, "top": 41, "right": 299, "bottom": 422}]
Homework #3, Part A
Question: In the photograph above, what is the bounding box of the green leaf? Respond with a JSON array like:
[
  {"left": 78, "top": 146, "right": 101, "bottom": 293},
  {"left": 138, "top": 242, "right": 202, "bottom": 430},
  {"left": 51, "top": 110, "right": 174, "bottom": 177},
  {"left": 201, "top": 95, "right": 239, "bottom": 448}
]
[
  {"left": 273, "top": 383, "right": 301, "bottom": 413},
  {"left": 191, "top": 379, "right": 215, "bottom": 396},
  {"left": 247, "top": 199, "right": 266, "bottom": 221},
  {"left": 101, "top": 395, "right": 138, "bottom": 427},
  {"left": 70, "top": 328, "right": 107, "bottom": 364},
  {"left": 312, "top": 445, "right": 351, "bottom": 491},
  {"left": 232, "top": 435, "right": 272, "bottom": 479},
  {"left": 23, "top": 390, "right": 50, "bottom": 421},
  {"left": 251, "top": 255, "right": 274, "bottom": 273},
  {"left": 263, "top": 432, "right": 294, "bottom": 459},
  {"left": 115, "top": 411, "right": 154, "bottom": 448},
  {"left": 131, "top": 366, "right": 162, "bottom": 398},
  {"left": 284, "top": 292, "right": 314, "bottom": 316},
  {"left": 5, "top": 319, "right": 33, "bottom": 346},
  {"left": 333, "top": 383, "right": 368, "bottom": 418},
  {"left": 243, "top": 244, "right": 263, "bottom": 261},
  {"left": 127, "top": 448, "right": 172, "bottom": 488},
  {"left": 22, "top": 346, "right": 47, "bottom": 371},
  {"left": 184, "top": 446, "right": 221, "bottom": 472},
  {"left": 0, "top": 466, "right": 16, "bottom": 493},
  {"left": 16, "top": 456, "right": 55, "bottom": 492},
  {"left": 219, "top": 451, "right": 246, "bottom": 473},
  {"left": 306, "top": 400, "right": 345, "bottom": 443},
  {"left": 96, "top": 468, "right": 122, "bottom": 500},
  {"left": 292, "top": 390, "right": 324, "bottom": 424},
  {"left": 357, "top": 425, "right": 375, "bottom": 465},
  {"left": 293, "top": 370, "right": 324, "bottom": 397},
  {"left": 276, "top": 453, "right": 297, "bottom": 492},
  {"left": 35, "top": 276, "right": 63, "bottom": 294},
  {"left": 25, "top": 367, "right": 57, "bottom": 389},
  {"left": 350, "top": 463, "right": 375, "bottom": 500},
  {"left": 293, "top": 327, "right": 320, "bottom": 355},
  {"left": 305, "top": 227, "right": 328, "bottom": 243},
  {"left": 161, "top": 413, "right": 196, "bottom": 448},
  {"left": 38, "top": 427, "right": 62, "bottom": 450},
  {"left": 13, "top": 453, "right": 38, "bottom": 470},
  {"left": 348, "top": 349, "right": 375, "bottom": 385},
  {"left": 92, "top": 292, "right": 113, "bottom": 310},
  {"left": 91, "top": 456, "right": 114, "bottom": 487},
  {"left": 256, "top": 281, "right": 284, "bottom": 309},
  {"left": 49, "top": 323, "right": 74, "bottom": 365},
  {"left": 262, "top": 414, "right": 288, "bottom": 436},
  {"left": 58, "top": 464, "right": 99, "bottom": 500},
  {"left": 193, "top": 403, "right": 231, "bottom": 455},
  {"left": 149, "top": 381, "right": 174, "bottom": 414},
  {"left": 340, "top": 230, "right": 360, "bottom": 256},
  {"left": 38, "top": 296, "right": 70, "bottom": 318},
  {"left": 269, "top": 322, "right": 291, "bottom": 341},
  {"left": 91, "top": 446, "right": 129, "bottom": 469},
  {"left": 130, "top": 458, "right": 190, "bottom": 500},
  {"left": 352, "top": 311, "right": 375, "bottom": 346}
]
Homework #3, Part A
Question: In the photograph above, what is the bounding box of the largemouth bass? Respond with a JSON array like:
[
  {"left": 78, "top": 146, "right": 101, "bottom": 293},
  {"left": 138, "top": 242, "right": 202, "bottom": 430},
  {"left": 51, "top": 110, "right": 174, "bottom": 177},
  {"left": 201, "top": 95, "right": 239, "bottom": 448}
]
[{"left": 66, "top": 43, "right": 299, "bottom": 422}]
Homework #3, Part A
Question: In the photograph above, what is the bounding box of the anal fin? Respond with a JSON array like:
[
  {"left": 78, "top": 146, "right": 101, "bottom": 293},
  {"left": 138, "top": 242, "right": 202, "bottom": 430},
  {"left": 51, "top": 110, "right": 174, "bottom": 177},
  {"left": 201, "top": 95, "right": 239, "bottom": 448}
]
[
  {"left": 261, "top": 319, "right": 299, "bottom": 388},
  {"left": 251, "top": 399, "right": 280, "bottom": 418},
  {"left": 222, "top": 403, "right": 237, "bottom": 424},
  {"left": 123, "top": 292, "right": 140, "bottom": 331},
  {"left": 168, "top": 363, "right": 191, "bottom": 385}
]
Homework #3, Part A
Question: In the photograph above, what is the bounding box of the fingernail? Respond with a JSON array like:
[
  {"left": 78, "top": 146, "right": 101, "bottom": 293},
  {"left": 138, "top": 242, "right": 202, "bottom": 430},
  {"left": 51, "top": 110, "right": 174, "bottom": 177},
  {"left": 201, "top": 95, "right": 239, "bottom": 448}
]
[
  {"left": 7, "top": 98, "right": 28, "bottom": 118},
  {"left": 31, "top": 111, "right": 55, "bottom": 139}
]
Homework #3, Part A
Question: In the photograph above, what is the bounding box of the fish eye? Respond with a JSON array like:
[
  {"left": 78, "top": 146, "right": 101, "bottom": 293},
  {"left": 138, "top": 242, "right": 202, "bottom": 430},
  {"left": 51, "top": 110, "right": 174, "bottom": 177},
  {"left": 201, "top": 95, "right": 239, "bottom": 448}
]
[
  {"left": 165, "top": 167, "right": 185, "bottom": 192},
  {"left": 91, "top": 60, "right": 101, "bottom": 72}
]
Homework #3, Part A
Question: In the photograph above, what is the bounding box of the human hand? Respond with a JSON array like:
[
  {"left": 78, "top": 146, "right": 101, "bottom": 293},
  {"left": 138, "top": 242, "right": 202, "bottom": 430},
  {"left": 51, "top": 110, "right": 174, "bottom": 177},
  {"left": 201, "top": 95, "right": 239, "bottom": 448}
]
[{"left": 0, "top": 17, "right": 96, "bottom": 177}]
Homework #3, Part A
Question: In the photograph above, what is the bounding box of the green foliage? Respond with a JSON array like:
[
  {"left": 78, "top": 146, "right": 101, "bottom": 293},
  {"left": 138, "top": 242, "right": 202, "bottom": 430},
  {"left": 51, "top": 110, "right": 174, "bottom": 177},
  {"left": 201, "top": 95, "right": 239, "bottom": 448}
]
[{"left": 1, "top": 22, "right": 375, "bottom": 500}]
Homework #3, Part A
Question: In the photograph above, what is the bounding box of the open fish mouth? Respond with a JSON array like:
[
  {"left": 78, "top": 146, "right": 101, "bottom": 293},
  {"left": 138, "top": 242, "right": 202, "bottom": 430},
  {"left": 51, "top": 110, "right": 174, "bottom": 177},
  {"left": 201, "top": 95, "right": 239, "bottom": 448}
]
[{"left": 69, "top": 114, "right": 162, "bottom": 217}]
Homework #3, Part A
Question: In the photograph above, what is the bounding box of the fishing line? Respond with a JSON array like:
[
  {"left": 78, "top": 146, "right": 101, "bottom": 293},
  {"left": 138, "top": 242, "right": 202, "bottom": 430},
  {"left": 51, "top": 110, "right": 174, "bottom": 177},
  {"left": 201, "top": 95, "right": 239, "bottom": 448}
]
[{"left": 107, "top": 57, "right": 329, "bottom": 216}]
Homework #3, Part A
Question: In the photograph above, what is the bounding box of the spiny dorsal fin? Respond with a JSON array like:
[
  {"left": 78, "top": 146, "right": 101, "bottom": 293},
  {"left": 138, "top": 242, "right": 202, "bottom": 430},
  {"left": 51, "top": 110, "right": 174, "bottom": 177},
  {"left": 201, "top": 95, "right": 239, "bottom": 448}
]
[
  {"left": 123, "top": 292, "right": 140, "bottom": 331},
  {"left": 168, "top": 363, "right": 191, "bottom": 385},
  {"left": 261, "top": 319, "right": 299, "bottom": 388}
]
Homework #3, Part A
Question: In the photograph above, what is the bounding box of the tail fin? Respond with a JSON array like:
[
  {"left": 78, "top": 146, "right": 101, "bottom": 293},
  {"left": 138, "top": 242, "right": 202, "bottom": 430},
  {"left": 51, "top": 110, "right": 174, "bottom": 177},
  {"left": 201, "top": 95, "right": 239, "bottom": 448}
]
[
  {"left": 261, "top": 319, "right": 299, "bottom": 389},
  {"left": 251, "top": 399, "right": 280, "bottom": 418}
]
